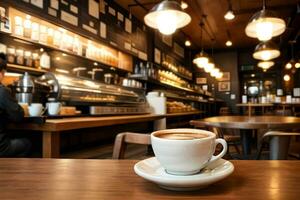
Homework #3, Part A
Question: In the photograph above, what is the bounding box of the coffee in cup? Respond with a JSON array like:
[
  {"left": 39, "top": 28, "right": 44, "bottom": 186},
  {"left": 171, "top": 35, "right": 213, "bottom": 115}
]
[
  {"left": 19, "top": 103, "right": 29, "bottom": 117},
  {"left": 151, "top": 128, "right": 227, "bottom": 176},
  {"left": 28, "top": 103, "right": 44, "bottom": 117}
]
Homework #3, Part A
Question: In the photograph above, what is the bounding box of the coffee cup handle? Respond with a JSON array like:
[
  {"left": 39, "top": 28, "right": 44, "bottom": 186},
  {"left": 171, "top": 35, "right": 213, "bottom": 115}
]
[{"left": 207, "top": 138, "right": 228, "bottom": 165}]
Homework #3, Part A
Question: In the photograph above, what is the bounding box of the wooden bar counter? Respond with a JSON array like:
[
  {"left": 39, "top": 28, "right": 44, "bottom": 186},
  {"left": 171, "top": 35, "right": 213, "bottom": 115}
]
[{"left": 7, "top": 114, "right": 165, "bottom": 158}]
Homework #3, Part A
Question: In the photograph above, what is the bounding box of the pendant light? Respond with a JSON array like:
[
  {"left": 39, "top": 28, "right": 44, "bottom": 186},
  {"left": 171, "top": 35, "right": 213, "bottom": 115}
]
[
  {"left": 245, "top": 0, "right": 286, "bottom": 41},
  {"left": 224, "top": 0, "right": 235, "bottom": 20},
  {"left": 253, "top": 41, "right": 280, "bottom": 61},
  {"left": 144, "top": 0, "right": 191, "bottom": 35},
  {"left": 193, "top": 22, "right": 209, "bottom": 68},
  {"left": 258, "top": 61, "right": 274, "bottom": 71},
  {"left": 285, "top": 41, "right": 299, "bottom": 71}
]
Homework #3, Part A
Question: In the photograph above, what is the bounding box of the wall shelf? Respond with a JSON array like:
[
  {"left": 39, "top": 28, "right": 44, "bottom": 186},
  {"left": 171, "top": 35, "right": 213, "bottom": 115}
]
[{"left": 7, "top": 63, "right": 47, "bottom": 75}]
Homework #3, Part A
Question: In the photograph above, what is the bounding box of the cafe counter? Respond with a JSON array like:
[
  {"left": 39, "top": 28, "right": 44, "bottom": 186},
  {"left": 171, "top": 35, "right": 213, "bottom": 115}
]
[{"left": 7, "top": 114, "right": 166, "bottom": 158}]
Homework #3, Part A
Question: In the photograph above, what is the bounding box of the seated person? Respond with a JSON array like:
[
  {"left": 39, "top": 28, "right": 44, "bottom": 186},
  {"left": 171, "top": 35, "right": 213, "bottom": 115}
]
[{"left": 0, "top": 53, "right": 31, "bottom": 157}]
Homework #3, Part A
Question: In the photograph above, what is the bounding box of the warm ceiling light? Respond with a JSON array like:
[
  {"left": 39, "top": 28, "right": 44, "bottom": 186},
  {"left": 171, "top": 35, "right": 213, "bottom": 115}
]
[
  {"left": 193, "top": 51, "right": 209, "bottom": 68},
  {"left": 245, "top": 1, "right": 286, "bottom": 41},
  {"left": 210, "top": 68, "right": 220, "bottom": 77},
  {"left": 285, "top": 62, "right": 292, "bottom": 69},
  {"left": 185, "top": 40, "right": 191, "bottom": 47},
  {"left": 181, "top": 1, "right": 188, "bottom": 9},
  {"left": 253, "top": 41, "right": 280, "bottom": 61},
  {"left": 295, "top": 62, "right": 300, "bottom": 69},
  {"left": 251, "top": 74, "right": 255, "bottom": 77},
  {"left": 226, "top": 40, "right": 232, "bottom": 46},
  {"left": 144, "top": 0, "right": 191, "bottom": 35},
  {"left": 224, "top": 10, "right": 235, "bottom": 20},
  {"left": 216, "top": 72, "right": 223, "bottom": 79},
  {"left": 283, "top": 74, "right": 290, "bottom": 82},
  {"left": 204, "top": 62, "right": 215, "bottom": 73},
  {"left": 258, "top": 61, "right": 274, "bottom": 71}
]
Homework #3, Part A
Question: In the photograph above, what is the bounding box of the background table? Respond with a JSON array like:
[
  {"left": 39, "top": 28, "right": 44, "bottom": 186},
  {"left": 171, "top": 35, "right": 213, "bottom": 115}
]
[
  {"left": 236, "top": 103, "right": 274, "bottom": 116},
  {"left": 0, "top": 158, "right": 300, "bottom": 200},
  {"left": 191, "top": 116, "right": 300, "bottom": 159}
]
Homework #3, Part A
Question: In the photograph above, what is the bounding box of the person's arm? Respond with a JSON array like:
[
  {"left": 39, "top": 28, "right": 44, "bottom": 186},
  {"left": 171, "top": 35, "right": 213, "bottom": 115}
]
[{"left": 0, "top": 86, "right": 24, "bottom": 122}]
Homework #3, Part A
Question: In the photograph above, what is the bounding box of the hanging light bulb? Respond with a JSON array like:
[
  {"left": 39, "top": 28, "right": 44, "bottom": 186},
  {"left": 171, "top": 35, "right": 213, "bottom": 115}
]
[
  {"left": 185, "top": 40, "right": 191, "bottom": 47},
  {"left": 210, "top": 68, "right": 220, "bottom": 77},
  {"left": 258, "top": 61, "right": 274, "bottom": 71},
  {"left": 181, "top": 1, "right": 188, "bottom": 9},
  {"left": 224, "top": 0, "right": 235, "bottom": 20},
  {"left": 285, "top": 62, "right": 292, "bottom": 69},
  {"left": 144, "top": 0, "right": 191, "bottom": 35},
  {"left": 283, "top": 74, "right": 290, "bottom": 82},
  {"left": 253, "top": 41, "right": 280, "bottom": 61},
  {"left": 216, "top": 72, "right": 223, "bottom": 79},
  {"left": 193, "top": 51, "right": 209, "bottom": 68},
  {"left": 224, "top": 10, "right": 235, "bottom": 20},
  {"left": 226, "top": 40, "right": 232, "bottom": 46},
  {"left": 204, "top": 62, "right": 215, "bottom": 73},
  {"left": 245, "top": 0, "right": 286, "bottom": 41},
  {"left": 295, "top": 62, "right": 300, "bottom": 69}
]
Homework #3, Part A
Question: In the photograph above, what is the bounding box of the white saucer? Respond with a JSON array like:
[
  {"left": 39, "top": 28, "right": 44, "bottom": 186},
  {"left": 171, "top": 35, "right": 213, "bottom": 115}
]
[{"left": 134, "top": 157, "right": 234, "bottom": 191}]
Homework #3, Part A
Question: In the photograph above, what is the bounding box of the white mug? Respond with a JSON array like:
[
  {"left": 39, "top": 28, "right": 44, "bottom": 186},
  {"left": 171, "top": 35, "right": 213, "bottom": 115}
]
[
  {"left": 47, "top": 102, "right": 61, "bottom": 116},
  {"left": 28, "top": 103, "right": 44, "bottom": 117},
  {"left": 151, "top": 128, "right": 227, "bottom": 176}
]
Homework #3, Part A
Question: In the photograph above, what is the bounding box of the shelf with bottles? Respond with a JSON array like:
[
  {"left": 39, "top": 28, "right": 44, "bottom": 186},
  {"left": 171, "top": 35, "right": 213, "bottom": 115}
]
[
  {"left": 153, "top": 90, "right": 209, "bottom": 103},
  {"left": 4, "top": 7, "right": 133, "bottom": 73},
  {"left": 161, "top": 54, "right": 193, "bottom": 81},
  {"left": 7, "top": 63, "right": 47, "bottom": 75}
]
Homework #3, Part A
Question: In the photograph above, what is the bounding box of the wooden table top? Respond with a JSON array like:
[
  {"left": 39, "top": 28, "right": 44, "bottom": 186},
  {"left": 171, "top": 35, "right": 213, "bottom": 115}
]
[
  {"left": 7, "top": 114, "right": 165, "bottom": 132},
  {"left": 0, "top": 159, "right": 299, "bottom": 200},
  {"left": 190, "top": 115, "right": 300, "bottom": 129}
]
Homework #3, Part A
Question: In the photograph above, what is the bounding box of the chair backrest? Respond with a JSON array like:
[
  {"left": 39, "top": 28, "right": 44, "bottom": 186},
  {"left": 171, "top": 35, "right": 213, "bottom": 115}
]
[
  {"left": 257, "top": 131, "right": 300, "bottom": 160},
  {"left": 112, "top": 132, "right": 151, "bottom": 159}
]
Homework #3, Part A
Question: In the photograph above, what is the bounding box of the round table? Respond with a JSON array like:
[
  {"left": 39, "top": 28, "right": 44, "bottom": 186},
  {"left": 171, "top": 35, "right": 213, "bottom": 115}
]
[{"left": 190, "top": 116, "right": 300, "bottom": 159}]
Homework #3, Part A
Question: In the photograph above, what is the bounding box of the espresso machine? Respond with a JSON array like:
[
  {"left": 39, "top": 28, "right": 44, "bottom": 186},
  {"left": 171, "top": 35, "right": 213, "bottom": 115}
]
[{"left": 13, "top": 72, "right": 50, "bottom": 104}]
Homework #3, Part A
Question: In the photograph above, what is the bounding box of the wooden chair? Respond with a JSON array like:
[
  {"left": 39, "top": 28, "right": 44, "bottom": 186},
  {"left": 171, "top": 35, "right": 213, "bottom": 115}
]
[
  {"left": 256, "top": 131, "right": 300, "bottom": 160},
  {"left": 112, "top": 132, "right": 151, "bottom": 159},
  {"left": 211, "top": 127, "right": 241, "bottom": 156}
]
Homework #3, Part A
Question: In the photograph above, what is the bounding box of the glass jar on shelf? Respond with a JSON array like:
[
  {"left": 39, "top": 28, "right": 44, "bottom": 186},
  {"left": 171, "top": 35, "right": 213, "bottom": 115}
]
[
  {"left": 7, "top": 46, "right": 16, "bottom": 63},
  {"left": 24, "top": 51, "right": 33, "bottom": 67},
  {"left": 39, "top": 25, "right": 48, "bottom": 44},
  {"left": 23, "top": 17, "right": 31, "bottom": 38},
  {"left": 16, "top": 48, "right": 24, "bottom": 65},
  {"left": 53, "top": 30, "right": 61, "bottom": 47},
  {"left": 31, "top": 22, "right": 39, "bottom": 41},
  {"left": 32, "top": 53, "right": 40, "bottom": 69},
  {"left": 14, "top": 16, "right": 23, "bottom": 36},
  {"left": 47, "top": 28, "right": 54, "bottom": 45}
]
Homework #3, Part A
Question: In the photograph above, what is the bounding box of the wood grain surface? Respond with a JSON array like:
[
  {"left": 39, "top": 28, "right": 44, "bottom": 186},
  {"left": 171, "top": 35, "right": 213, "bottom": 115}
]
[
  {"left": 191, "top": 116, "right": 300, "bottom": 129},
  {"left": 0, "top": 159, "right": 299, "bottom": 200}
]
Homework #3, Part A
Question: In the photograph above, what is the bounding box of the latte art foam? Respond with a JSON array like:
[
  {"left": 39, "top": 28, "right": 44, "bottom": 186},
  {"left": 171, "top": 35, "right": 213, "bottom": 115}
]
[{"left": 157, "top": 133, "right": 208, "bottom": 140}]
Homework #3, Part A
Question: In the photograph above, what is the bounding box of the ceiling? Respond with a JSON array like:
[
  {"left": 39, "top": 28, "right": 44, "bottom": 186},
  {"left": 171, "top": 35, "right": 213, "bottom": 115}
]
[{"left": 116, "top": 0, "right": 299, "bottom": 50}]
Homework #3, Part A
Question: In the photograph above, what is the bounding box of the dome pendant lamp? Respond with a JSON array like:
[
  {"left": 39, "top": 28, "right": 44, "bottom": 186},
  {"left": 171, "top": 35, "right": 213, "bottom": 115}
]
[
  {"left": 193, "top": 22, "right": 209, "bottom": 68},
  {"left": 253, "top": 41, "right": 280, "bottom": 61},
  {"left": 245, "top": 0, "right": 286, "bottom": 41},
  {"left": 144, "top": 0, "right": 191, "bottom": 35}
]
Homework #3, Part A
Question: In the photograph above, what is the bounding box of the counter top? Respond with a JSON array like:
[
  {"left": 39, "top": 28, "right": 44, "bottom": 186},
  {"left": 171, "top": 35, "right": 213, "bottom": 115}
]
[
  {"left": 8, "top": 114, "right": 166, "bottom": 132},
  {"left": 165, "top": 111, "right": 204, "bottom": 117}
]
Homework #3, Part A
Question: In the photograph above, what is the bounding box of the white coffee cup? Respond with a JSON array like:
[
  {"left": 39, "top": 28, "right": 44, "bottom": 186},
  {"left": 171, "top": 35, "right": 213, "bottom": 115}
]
[
  {"left": 151, "top": 128, "right": 227, "bottom": 176},
  {"left": 47, "top": 102, "right": 61, "bottom": 115},
  {"left": 28, "top": 103, "right": 44, "bottom": 117}
]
